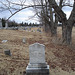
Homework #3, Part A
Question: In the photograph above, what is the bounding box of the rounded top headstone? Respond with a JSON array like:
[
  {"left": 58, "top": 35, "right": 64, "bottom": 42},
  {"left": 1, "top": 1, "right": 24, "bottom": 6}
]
[{"left": 29, "top": 43, "right": 46, "bottom": 64}]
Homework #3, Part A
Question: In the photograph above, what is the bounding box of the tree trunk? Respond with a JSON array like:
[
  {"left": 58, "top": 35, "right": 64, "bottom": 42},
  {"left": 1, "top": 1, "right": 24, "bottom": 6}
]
[
  {"left": 44, "top": 24, "right": 50, "bottom": 32},
  {"left": 62, "top": 21, "right": 67, "bottom": 43},
  {"left": 62, "top": 21, "right": 73, "bottom": 45},
  {"left": 50, "top": 22, "right": 57, "bottom": 36},
  {"left": 48, "top": 0, "right": 75, "bottom": 45},
  {"left": 66, "top": 25, "right": 72, "bottom": 44}
]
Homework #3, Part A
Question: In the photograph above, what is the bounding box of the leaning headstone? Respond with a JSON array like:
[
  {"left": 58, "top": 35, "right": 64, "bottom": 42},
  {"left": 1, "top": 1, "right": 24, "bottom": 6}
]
[
  {"left": 4, "top": 50, "right": 11, "bottom": 56},
  {"left": 26, "top": 43, "right": 50, "bottom": 75}
]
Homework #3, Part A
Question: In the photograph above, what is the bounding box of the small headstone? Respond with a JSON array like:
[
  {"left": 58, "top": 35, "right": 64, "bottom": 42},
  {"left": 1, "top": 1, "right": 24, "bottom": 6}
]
[
  {"left": 37, "top": 29, "right": 41, "bottom": 32},
  {"left": 26, "top": 43, "right": 50, "bottom": 75},
  {"left": 5, "top": 22, "right": 8, "bottom": 29},
  {"left": 24, "top": 27, "right": 27, "bottom": 30},
  {"left": 4, "top": 50, "right": 11, "bottom": 56},
  {"left": 22, "top": 38, "right": 26, "bottom": 44},
  {"left": 14, "top": 27, "right": 18, "bottom": 30},
  {"left": 2, "top": 40, "right": 7, "bottom": 43}
]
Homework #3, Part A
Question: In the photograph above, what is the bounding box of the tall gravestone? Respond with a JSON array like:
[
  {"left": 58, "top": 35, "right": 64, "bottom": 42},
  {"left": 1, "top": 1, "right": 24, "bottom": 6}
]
[
  {"left": 26, "top": 43, "right": 50, "bottom": 75},
  {"left": 5, "top": 22, "right": 8, "bottom": 29},
  {"left": 0, "top": 18, "right": 2, "bottom": 28}
]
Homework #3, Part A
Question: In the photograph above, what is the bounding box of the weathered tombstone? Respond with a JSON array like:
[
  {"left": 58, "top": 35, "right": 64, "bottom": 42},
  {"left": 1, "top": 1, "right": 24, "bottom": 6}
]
[
  {"left": 22, "top": 38, "right": 26, "bottom": 44},
  {"left": 24, "top": 27, "right": 27, "bottom": 30},
  {"left": 4, "top": 50, "right": 11, "bottom": 56},
  {"left": 5, "top": 22, "right": 8, "bottom": 29},
  {"left": 0, "top": 18, "right": 2, "bottom": 28},
  {"left": 37, "top": 29, "right": 41, "bottom": 32},
  {"left": 26, "top": 43, "right": 50, "bottom": 75},
  {"left": 2, "top": 40, "right": 8, "bottom": 43}
]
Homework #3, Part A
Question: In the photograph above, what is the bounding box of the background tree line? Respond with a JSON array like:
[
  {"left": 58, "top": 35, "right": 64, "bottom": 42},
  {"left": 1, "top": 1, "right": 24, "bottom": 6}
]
[{"left": 1, "top": 18, "right": 40, "bottom": 27}]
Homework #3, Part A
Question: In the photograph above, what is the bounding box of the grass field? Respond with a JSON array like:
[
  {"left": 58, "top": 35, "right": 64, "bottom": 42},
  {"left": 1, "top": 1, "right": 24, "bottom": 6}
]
[{"left": 0, "top": 27, "right": 75, "bottom": 75}]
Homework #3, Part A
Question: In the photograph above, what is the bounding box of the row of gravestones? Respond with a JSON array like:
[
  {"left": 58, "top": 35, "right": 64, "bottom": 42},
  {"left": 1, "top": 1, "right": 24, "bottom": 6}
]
[
  {"left": 0, "top": 19, "right": 42, "bottom": 33},
  {"left": 0, "top": 26, "right": 42, "bottom": 33},
  {"left": 4, "top": 43, "right": 50, "bottom": 75}
]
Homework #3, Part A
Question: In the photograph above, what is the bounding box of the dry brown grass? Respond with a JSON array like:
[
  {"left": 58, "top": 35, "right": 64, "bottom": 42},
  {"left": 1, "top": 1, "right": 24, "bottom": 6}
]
[{"left": 0, "top": 27, "right": 75, "bottom": 75}]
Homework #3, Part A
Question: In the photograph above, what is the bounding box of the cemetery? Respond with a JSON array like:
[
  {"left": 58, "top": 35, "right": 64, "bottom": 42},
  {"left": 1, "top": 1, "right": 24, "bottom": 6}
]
[
  {"left": 0, "top": 27, "right": 75, "bottom": 75},
  {"left": 0, "top": 0, "right": 75, "bottom": 75}
]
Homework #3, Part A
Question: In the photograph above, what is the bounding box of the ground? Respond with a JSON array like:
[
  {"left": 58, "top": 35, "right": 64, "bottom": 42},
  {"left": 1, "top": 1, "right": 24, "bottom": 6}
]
[{"left": 0, "top": 27, "right": 75, "bottom": 75}]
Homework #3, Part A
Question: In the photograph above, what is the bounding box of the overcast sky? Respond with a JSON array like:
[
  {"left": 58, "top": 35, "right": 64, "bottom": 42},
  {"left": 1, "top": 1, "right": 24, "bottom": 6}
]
[
  {"left": 0, "top": 0, "right": 74, "bottom": 23},
  {"left": 0, "top": 0, "right": 39, "bottom": 23},
  {"left": 0, "top": 8, "right": 38, "bottom": 23}
]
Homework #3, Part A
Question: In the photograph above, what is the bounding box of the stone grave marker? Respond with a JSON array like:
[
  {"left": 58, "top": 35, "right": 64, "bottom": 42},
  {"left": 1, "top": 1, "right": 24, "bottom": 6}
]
[
  {"left": 4, "top": 50, "right": 11, "bottom": 56},
  {"left": 29, "top": 43, "right": 45, "bottom": 64},
  {"left": 22, "top": 38, "right": 26, "bottom": 44},
  {"left": 2, "top": 40, "right": 8, "bottom": 43},
  {"left": 37, "top": 29, "right": 41, "bottom": 32},
  {"left": 0, "top": 18, "right": 2, "bottom": 28},
  {"left": 26, "top": 43, "right": 50, "bottom": 75},
  {"left": 5, "top": 22, "right": 8, "bottom": 29}
]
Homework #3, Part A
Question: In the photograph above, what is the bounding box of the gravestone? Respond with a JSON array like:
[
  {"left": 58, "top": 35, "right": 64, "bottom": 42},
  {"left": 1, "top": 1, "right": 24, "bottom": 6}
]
[
  {"left": 37, "top": 29, "right": 41, "bottom": 32},
  {"left": 22, "top": 38, "right": 26, "bottom": 44},
  {"left": 5, "top": 22, "right": 8, "bottom": 29},
  {"left": 4, "top": 50, "right": 11, "bottom": 56},
  {"left": 26, "top": 43, "right": 50, "bottom": 75},
  {"left": 2, "top": 40, "right": 8, "bottom": 43},
  {"left": 0, "top": 18, "right": 2, "bottom": 28}
]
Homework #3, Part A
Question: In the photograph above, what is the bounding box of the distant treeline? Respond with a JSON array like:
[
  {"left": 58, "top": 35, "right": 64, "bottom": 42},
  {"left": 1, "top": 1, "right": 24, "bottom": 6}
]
[
  {"left": 1, "top": 18, "right": 75, "bottom": 27},
  {"left": 1, "top": 18, "right": 41, "bottom": 27}
]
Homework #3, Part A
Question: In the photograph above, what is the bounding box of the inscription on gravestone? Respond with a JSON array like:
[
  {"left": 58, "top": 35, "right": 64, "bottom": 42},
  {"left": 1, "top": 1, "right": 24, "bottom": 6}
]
[{"left": 29, "top": 43, "right": 45, "bottom": 64}]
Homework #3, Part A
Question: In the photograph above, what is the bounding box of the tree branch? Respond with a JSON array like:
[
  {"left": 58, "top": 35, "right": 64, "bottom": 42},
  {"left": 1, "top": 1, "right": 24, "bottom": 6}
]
[
  {"left": 48, "top": 0, "right": 67, "bottom": 21},
  {"left": 7, "top": 5, "right": 46, "bottom": 21}
]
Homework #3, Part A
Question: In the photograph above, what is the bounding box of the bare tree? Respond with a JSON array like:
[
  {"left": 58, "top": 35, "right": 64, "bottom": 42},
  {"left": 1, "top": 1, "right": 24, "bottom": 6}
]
[
  {"left": 0, "top": 0, "right": 75, "bottom": 45},
  {"left": 32, "top": 0, "right": 75, "bottom": 44},
  {"left": 48, "top": 0, "right": 75, "bottom": 44},
  {"left": 32, "top": 0, "right": 57, "bottom": 36}
]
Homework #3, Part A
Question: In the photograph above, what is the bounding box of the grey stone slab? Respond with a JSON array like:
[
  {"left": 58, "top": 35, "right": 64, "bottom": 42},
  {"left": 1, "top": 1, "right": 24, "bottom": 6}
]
[
  {"left": 29, "top": 43, "right": 45, "bottom": 64},
  {"left": 26, "top": 65, "right": 49, "bottom": 75},
  {"left": 0, "top": 19, "right": 2, "bottom": 28},
  {"left": 5, "top": 22, "right": 8, "bottom": 29},
  {"left": 37, "top": 29, "right": 41, "bottom": 32},
  {"left": 28, "top": 63, "right": 47, "bottom": 68},
  {"left": 22, "top": 38, "right": 26, "bottom": 44},
  {"left": 4, "top": 50, "right": 11, "bottom": 56},
  {"left": 2, "top": 40, "right": 8, "bottom": 43}
]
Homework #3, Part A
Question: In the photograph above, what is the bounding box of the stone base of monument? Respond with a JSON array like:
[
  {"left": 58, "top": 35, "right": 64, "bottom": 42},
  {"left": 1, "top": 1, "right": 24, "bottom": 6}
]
[{"left": 26, "top": 63, "right": 50, "bottom": 75}]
